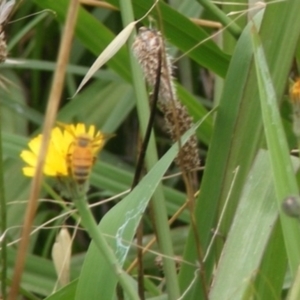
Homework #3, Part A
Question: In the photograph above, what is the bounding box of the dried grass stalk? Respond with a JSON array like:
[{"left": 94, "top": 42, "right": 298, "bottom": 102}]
[{"left": 132, "top": 27, "right": 200, "bottom": 171}]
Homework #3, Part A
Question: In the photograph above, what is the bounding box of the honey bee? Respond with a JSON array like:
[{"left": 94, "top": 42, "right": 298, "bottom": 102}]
[
  {"left": 0, "top": 0, "right": 15, "bottom": 63},
  {"left": 58, "top": 122, "right": 112, "bottom": 185},
  {"left": 68, "top": 134, "right": 100, "bottom": 184}
]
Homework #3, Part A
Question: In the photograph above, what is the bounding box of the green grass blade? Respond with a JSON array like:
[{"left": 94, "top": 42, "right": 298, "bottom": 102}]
[
  {"left": 251, "top": 25, "right": 300, "bottom": 276},
  {"left": 209, "top": 151, "right": 294, "bottom": 299},
  {"left": 44, "top": 280, "right": 77, "bottom": 300},
  {"left": 287, "top": 266, "right": 300, "bottom": 300},
  {"left": 252, "top": 220, "right": 286, "bottom": 300},
  {"left": 178, "top": 14, "right": 264, "bottom": 299}
]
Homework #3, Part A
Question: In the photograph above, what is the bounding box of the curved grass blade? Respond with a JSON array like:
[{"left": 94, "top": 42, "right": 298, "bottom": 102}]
[
  {"left": 209, "top": 150, "right": 296, "bottom": 299},
  {"left": 251, "top": 24, "right": 300, "bottom": 276},
  {"left": 73, "top": 22, "right": 136, "bottom": 97},
  {"left": 45, "top": 280, "right": 77, "bottom": 300}
]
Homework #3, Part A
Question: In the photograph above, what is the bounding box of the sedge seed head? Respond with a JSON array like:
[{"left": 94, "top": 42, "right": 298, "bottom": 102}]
[
  {"left": 0, "top": 0, "right": 15, "bottom": 63},
  {"left": 133, "top": 27, "right": 200, "bottom": 171},
  {"left": 0, "top": 29, "right": 7, "bottom": 63},
  {"left": 132, "top": 27, "right": 163, "bottom": 88},
  {"left": 132, "top": 27, "right": 176, "bottom": 105}
]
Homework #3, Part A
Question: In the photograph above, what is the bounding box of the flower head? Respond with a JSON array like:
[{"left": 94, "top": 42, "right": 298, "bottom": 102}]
[
  {"left": 290, "top": 79, "right": 300, "bottom": 138},
  {"left": 20, "top": 123, "right": 107, "bottom": 178},
  {"left": 290, "top": 79, "right": 300, "bottom": 103}
]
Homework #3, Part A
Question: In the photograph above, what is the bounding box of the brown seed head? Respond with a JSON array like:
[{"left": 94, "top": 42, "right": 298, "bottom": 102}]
[
  {"left": 132, "top": 27, "right": 176, "bottom": 106},
  {"left": 0, "top": 0, "right": 15, "bottom": 63},
  {"left": 0, "top": 28, "right": 7, "bottom": 63},
  {"left": 132, "top": 27, "right": 200, "bottom": 171}
]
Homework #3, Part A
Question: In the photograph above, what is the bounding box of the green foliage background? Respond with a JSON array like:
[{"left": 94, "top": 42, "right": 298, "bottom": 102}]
[{"left": 1, "top": 0, "right": 300, "bottom": 299}]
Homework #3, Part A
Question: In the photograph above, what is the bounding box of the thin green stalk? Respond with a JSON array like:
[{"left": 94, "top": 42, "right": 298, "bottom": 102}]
[
  {"left": 7, "top": 12, "right": 49, "bottom": 51},
  {"left": 74, "top": 192, "right": 139, "bottom": 300},
  {"left": 196, "top": 0, "right": 242, "bottom": 38},
  {"left": 0, "top": 104, "right": 7, "bottom": 299},
  {"left": 118, "top": 1, "right": 181, "bottom": 299}
]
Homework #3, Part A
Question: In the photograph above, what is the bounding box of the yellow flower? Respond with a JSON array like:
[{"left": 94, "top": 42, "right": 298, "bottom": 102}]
[
  {"left": 20, "top": 123, "right": 106, "bottom": 178},
  {"left": 290, "top": 79, "right": 300, "bottom": 138},
  {"left": 290, "top": 79, "right": 300, "bottom": 103}
]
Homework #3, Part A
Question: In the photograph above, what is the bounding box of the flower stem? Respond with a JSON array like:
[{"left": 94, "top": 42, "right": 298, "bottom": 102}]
[{"left": 73, "top": 192, "right": 139, "bottom": 300}]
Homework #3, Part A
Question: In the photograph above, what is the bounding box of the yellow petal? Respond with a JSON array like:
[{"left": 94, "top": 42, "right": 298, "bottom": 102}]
[
  {"left": 75, "top": 123, "right": 86, "bottom": 135},
  {"left": 51, "top": 127, "right": 71, "bottom": 158},
  {"left": 87, "top": 125, "right": 95, "bottom": 137},
  {"left": 28, "top": 135, "right": 42, "bottom": 154},
  {"left": 23, "top": 166, "right": 35, "bottom": 176},
  {"left": 63, "top": 131, "right": 74, "bottom": 149},
  {"left": 20, "top": 150, "right": 37, "bottom": 167},
  {"left": 46, "top": 143, "right": 68, "bottom": 176}
]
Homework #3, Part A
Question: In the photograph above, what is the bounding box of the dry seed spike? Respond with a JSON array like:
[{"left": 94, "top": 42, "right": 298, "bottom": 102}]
[
  {"left": 0, "top": 0, "right": 15, "bottom": 63},
  {"left": 132, "top": 27, "right": 176, "bottom": 107},
  {"left": 132, "top": 27, "right": 200, "bottom": 171},
  {"left": 0, "top": 0, "right": 14, "bottom": 24},
  {"left": 0, "top": 29, "right": 6, "bottom": 62}
]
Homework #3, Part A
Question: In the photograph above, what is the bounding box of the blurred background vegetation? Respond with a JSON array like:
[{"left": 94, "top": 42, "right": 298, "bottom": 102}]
[{"left": 1, "top": 0, "right": 300, "bottom": 299}]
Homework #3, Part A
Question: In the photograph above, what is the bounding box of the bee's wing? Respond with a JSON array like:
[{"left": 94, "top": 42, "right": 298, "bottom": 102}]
[{"left": 0, "top": 0, "right": 15, "bottom": 25}]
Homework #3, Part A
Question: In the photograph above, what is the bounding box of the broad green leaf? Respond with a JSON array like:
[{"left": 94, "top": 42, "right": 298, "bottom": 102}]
[
  {"left": 44, "top": 280, "right": 77, "bottom": 300},
  {"left": 252, "top": 220, "right": 286, "bottom": 300},
  {"left": 209, "top": 150, "right": 295, "bottom": 299},
  {"left": 288, "top": 266, "right": 300, "bottom": 300}
]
